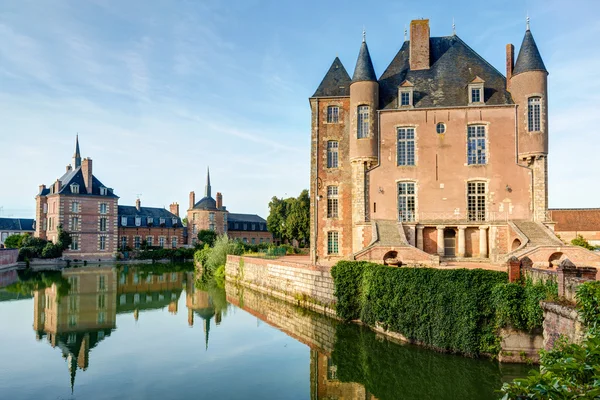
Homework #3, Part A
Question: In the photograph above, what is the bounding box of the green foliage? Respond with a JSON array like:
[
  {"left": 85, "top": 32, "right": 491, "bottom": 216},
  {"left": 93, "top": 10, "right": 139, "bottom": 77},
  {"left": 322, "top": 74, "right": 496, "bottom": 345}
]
[
  {"left": 331, "top": 261, "right": 508, "bottom": 356},
  {"left": 492, "top": 278, "right": 558, "bottom": 331},
  {"left": 135, "top": 247, "right": 195, "bottom": 262},
  {"left": 197, "top": 230, "right": 217, "bottom": 247},
  {"left": 213, "top": 265, "right": 226, "bottom": 288},
  {"left": 205, "top": 234, "right": 232, "bottom": 273},
  {"left": 267, "top": 190, "right": 309, "bottom": 246},
  {"left": 3, "top": 233, "right": 29, "bottom": 249},
  {"left": 571, "top": 234, "right": 595, "bottom": 250},
  {"left": 15, "top": 234, "right": 65, "bottom": 260},
  {"left": 41, "top": 242, "right": 62, "bottom": 259},
  {"left": 500, "top": 281, "right": 600, "bottom": 399},
  {"left": 56, "top": 225, "right": 72, "bottom": 251},
  {"left": 5, "top": 268, "right": 71, "bottom": 299}
]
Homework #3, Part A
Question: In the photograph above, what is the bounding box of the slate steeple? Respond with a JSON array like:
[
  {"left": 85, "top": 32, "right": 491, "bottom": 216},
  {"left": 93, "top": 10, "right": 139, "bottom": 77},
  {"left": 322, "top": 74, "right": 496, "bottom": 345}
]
[
  {"left": 312, "top": 57, "right": 351, "bottom": 97},
  {"left": 513, "top": 28, "right": 547, "bottom": 75},
  {"left": 204, "top": 167, "right": 211, "bottom": 198},
  {"left": 73, "top": 135, "right": 81, "bottom": 169},
  {"left": 352, "top": 36, "right": 377, "bottom": 83}
]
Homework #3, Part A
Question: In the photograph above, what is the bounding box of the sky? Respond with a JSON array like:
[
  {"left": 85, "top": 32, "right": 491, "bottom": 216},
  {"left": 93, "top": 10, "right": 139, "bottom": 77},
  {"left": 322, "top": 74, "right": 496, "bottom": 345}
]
[{"left": 1, "top": 0, "right": 599, "bottom": 219}]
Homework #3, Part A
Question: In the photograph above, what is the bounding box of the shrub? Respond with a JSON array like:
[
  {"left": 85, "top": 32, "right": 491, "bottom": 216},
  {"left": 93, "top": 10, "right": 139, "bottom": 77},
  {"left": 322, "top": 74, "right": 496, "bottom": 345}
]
[
  {"left": 4, "top": 233, "right": 29, "bottom": 249},
  {"left": 197, "top": 230, "right": 217, "bottom": 247},
  {"left": 571, "top": 234, "right": 594, "bottom": 250},
  {"left": 18, "top": 246, "right": 38, "bottom": 262},
  {"left": 41, "top": 243, "right": 62, "bottom": 259}
]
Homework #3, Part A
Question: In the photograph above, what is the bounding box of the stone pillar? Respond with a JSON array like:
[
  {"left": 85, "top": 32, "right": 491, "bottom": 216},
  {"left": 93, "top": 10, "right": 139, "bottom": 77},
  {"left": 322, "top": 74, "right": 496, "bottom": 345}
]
[
  {"left": 532, "top": 155, "right": 548, "bottom": 222},
  {"left": 351, "top": 161, "right": 368, "bottom": 254},
  {"left": 416, "top": 225, "right": 424, "bottom": 251},
  {"left": 457, "top": 226, "right": 466, "bottom": 258},
  {"left": 507, "top": 256, "right": 521, "bottom": 282},
  {"left": 479, "top": 226, "right": 488, "bottom": 258},
  {"left": 436, "top": 226, "right": 445, "bottom": 256}
]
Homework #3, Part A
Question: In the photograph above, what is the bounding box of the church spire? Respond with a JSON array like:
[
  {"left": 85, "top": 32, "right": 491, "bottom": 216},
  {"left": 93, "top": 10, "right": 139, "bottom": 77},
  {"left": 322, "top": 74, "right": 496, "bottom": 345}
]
[
  {"left": 73, "top": 134, "right": 81, "bottom": 169},
  {"left": 205, "top": 167, "right": 211, "bottom": 198}
]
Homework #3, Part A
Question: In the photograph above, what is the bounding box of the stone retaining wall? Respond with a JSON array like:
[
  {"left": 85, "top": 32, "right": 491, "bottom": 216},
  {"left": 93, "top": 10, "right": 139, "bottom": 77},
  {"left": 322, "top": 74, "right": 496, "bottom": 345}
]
[
  {"left": 225, "top": 255, "right": 336, "bottom": 317},
  {"left": 0, "top": 249, "right": 18, "bottom": 267},
  {"left": 541, "top": 302, "right": 586, "bottom": 351}
]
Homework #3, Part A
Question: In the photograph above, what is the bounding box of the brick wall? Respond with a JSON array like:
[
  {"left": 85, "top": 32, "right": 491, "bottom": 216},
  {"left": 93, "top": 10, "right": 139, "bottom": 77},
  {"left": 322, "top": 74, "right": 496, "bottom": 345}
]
[
  {"left": 227, "top": 230, "right": 273, "bottom": 245},
  {"left": 118, "top": 226, "right": 185, "bottom": 249},
  {"left": 0, "top": 249, "right": 18, "bottom": 266},
  {"left": 541, "top": 302, "right": 586, "bottom": 351},
  {"left": 225, "top": 255, "right": 336, "bottom": 315}
]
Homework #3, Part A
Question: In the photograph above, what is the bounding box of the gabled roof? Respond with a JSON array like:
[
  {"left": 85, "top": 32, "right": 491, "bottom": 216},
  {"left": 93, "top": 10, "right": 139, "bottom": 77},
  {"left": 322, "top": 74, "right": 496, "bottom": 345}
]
[
  {"left": 118, "top": 205, "right": 182, "bottom": 228},
  {"left": 0, "top": 218, "right": 35, "bottom": 231},
  {"left": 513, "top": 30, "right": 547, "bottom": 76},
  {"left": 379, "top": 36, "right": 513, "bottom": 109},
  {"left": 352, "top": 41, "right": 377, "bottom": 83},
  {"left": 311, "top": 57, "right": 351, "bottom": 98},
  {"left": 39, "top": 167, "right": 117, "bottom": 198}
]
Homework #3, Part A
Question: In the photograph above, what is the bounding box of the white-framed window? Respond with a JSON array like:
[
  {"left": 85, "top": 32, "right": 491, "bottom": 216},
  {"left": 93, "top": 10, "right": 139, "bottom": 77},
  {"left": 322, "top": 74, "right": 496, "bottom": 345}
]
[
  {"left": 209, "top": 223, "right": 215, "bottom": 231},
  {"left": 397, "top": 182, "right": 416, "bottom": 222},
  {"left": 97, "top": 294, "right": 106, "bottom": 309},
  {"left": 397, "top": 127, "right": 416, "bottom": 166},
  {"left": 146, "top": 236, "right": 153, "bottom": 247},
  {"left": 243, "top": 238, "right": 248, "bottom": 243},
  {"left": 470, "top": 87, "right": 481, "bottom": 103},
  {"left": 99, "top": 203, "right": 107, "bottom": 214},
  {"left": 71, "top": 236, "right": 79, "bottom": 251},
  {"left": 99, "top": 236, "right": 106, "bottom": 250},
  {"left": 327, "top": 106, "right": 339, "bottom": 123},
  {"left": 68, "top": 296, "right": 78, "bottom": 312},
  {"left": 43, "top": 203, "right": 48, "bottom": 213},
  {"left": 252, "top": 224, "right": 256, "bottom": 231},
  {"left": 134, "top": 236, "right": 141, "bottom": 249},
  {"left": 528, "top": 97, "right": 541, "bottom": 132},
  {"left": 135, "top": 217, "right": 141, "bottom": 227},
  {"left": 159, "top": 218, "right": 165, "bottom": 226},
  {"left": 69, "top": 276, "right": 79, "bottom": 293},
  {"left": 209, "top": 213, "right": 215, "bottom": 222},
  {"left": 357, "top": 105, "right": 369, "bottom": 138},
  {"left": 159, "top": 236, "right": 165, "bottom": 248},
  {"left": 71, "top": 184, "right": 79, "bottom": 194},
  {"left": 171, "top": 237, "right": 177, "bottom": 248},
  {"left": 147, "top": 217, "right": 154, "bottom": 225},
  {"left": 172, "top": 218, "right": 178, "bottom": 226},
  {"left": 100, "top": 187, "right": 108, "bottom": 196},
  {"left": 327, "top": 141, "right": 339, "bottom": 169},
  {"left": 468, "top": 79, "right": 484, "bottom": 105},
  {"left": 71, "top": 216, "right": 79, "bottom": 231},
  {"left": 327, "top": 186, "right": 338, "bottom": 218},
  {"left": 399, "top": 90, "right": 412, "bottom": 106},
  {"left": 71, "top": 201, "right": 79, "bottom": 213},
  {"left": 98, "top": 275, "right": 106, "bottom": 291},
  {"left": 327, "top": 231, "right": 339, "bottom": 255},
  {"left": 192, "top": 225, "right": 197, "bottom": 234},
  {"left": 121, "top": 216, "right": 127, "bottom": 226},
  {"left": 467, "top": 125, "right": 487, "bottom": 165},
  {"left": 68, "top": 314, "right": 78, "bottom": 327},
  {"left": 467, "top": 181, "right": 487, "bottom": 221},
  {"left": 171, "top": 273, "right": 177, "bottom": 282},
  {"left": 99, "top": 217, "right": 107, "bottom": 232}
]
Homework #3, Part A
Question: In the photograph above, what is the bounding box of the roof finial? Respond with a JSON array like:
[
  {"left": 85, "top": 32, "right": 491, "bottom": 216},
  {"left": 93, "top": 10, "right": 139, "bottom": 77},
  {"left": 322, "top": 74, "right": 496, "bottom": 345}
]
[
  {"left": 404, "top": 25, "right": 407, "bottom": 41},
  {"left": 362, "top": 26, "right": 366, "bottom": 42},
  {"left": 526, "top": 13, "right": 530, "bottom": 31},
  {"left": 73, "top": 134, "right": 81, "bottom": 168},
  {"left": 452, "top": 17, "right": 456, "bottom": 35}
]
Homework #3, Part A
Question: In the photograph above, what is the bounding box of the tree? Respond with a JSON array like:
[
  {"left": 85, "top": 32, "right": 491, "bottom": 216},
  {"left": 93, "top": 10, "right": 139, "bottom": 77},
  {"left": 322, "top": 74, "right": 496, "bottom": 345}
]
[
  {"left": 285, "top": 190, "right": 310, "bottom": 246},
  {"left": 267, "top": 196, "right": 289, "bottom": 241},
  {"left": 56, "top": 225, "right": 72, "bottom": 251},
  {"left": 197, "top": 230, "right": 217, "bottom": 247},
  {"left": 182, "top": 217, "right": 188, "bottom": 227},
  {"left": 3, "top": 233, "right": 28, "bottom": 249},
  {"left": 571, "top": 234, "right": 594, "bottom": 250}
]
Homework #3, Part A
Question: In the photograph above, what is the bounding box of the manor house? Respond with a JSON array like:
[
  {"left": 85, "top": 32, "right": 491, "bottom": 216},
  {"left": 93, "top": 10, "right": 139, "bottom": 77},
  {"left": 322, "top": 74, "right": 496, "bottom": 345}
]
[{"left": 309, "top": 19, "right": 600, "bottom": 267}]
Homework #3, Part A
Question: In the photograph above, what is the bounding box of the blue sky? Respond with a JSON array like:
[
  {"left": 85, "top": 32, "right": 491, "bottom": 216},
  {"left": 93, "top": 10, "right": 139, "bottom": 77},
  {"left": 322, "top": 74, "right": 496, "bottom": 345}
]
[{"left": 1, "top": 0, "right": 598, "bottom": 218}]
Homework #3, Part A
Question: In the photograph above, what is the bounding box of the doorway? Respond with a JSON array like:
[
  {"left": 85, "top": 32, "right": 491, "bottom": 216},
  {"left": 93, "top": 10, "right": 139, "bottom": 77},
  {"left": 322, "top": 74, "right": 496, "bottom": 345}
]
[{"left": 444, "top": 228, "right": 456, "bottom": 257}]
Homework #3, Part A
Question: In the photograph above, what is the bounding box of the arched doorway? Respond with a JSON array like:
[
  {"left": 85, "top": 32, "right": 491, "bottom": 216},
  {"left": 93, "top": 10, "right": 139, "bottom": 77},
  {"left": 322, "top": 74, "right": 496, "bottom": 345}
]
[
  {"left": 548, "top": 252, "right": 564, "bottom": 268},
  {"left": 511, "top": 238, "right": 521, "bottom": 251},
  {"left": 383, "top": 250, "right": 400, "bottom": 266},
  {"left": 444, "top": 228, "right": 456, "bottom": 257}
]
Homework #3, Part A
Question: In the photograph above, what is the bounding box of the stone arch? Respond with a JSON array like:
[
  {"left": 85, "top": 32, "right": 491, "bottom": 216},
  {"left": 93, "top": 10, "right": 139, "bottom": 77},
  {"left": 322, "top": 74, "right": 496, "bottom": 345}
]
[
  {"left": 511, "top": 238, "right": 522, "bottom": 251},
  {"left": 383, "top": 250, "right": 401, "bottom": 266},
  {"left": 548, "top": 252, "right": 565, "bottom": 268}
]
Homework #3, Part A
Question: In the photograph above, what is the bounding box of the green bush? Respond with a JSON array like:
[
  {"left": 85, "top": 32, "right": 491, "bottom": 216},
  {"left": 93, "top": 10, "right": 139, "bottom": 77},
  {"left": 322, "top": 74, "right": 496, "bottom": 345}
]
[
  {"left": 41, "top": 243, "right": 62, "bottom": 259},
  {"left": 135, "top": 247, "right": 195, "bottom": 262},
  {"left": 576, "top": 280, "right": 600, "bottom": 328},
  {"left": 570, "top": 234, "right": 595, "bottom": 250},
  {"left": 3, "top": 233, "right": 29, "bottom": 249},
  {"left": 331, "top": 262, "right": 508, "bottom": 356},
  {"left": 17, "top": 246, "right": 39, "bottom": 262}
]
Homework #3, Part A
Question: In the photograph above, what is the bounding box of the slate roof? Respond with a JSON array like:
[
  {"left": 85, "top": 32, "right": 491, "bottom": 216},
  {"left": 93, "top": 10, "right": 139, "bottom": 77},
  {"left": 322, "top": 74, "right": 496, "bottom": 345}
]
[
  {"left": 513, "top": 30, "right": 547, "bottom": 76},
  {"left": 0, "top": 218, "right": 35, "bottom": 231},
  {"left": 192, "top": 196, "right": 219, "bottom": 211},
  {"left": 379, "top": 36, "right": 513, "bottom": 109},
  {"left": 352, "top": 41, "right": 377, "bottom": 83},
  {"left": 118, "top": 205, "right": 182, "bottom": 228},
  {"left": 227, "top": 213, "right": 268, "bottom": 232},
  {"left": 311, "top": 57, "right": 351, "bottom": 98},
  {"left": 39, "top": 167, "right": 117, "bottom": 198},
  {"left": 549, "top": 209, "right": 600, "bottom": 232}
]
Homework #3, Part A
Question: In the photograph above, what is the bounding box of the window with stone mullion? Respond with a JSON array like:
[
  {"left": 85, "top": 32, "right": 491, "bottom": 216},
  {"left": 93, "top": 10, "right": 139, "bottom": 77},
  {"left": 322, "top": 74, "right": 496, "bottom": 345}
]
[
  {"left": 528, "top": 97, "right": 541, "bottom": 132},
  {"left": 357, "top": 106, "right": 369, "bottom": 138},
  {"left": 327, "top": 186, "right": 338, "bottom": 218},
  {"left": 467, "top": 125, "right": 486, "bottom": 165},
  {"left": 397, "top": 182, "right": 416, "bottom": 222},
  {"left": 467, "top": 181, "right": 486, "bottom": 221},
  {"left": 327, "top": 141, "right": 338, "bottom": 168},
  {"left": 397, "top": 128, "right": 415, "bottom": 166}
]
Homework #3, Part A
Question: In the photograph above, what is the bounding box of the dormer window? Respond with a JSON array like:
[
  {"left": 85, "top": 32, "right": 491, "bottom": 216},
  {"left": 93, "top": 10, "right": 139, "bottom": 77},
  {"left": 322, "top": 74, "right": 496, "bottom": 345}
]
[
  {"left": 121, "top": 216, "right": 127, "bottom": 226},
  {"left": 468, "top": 77, "right": 485, "bottom": 105},
  {"left": 159, "top": 218, "right": 166, "bottom": 226},
  {"left": 135, "top": 217, "right": 141, "bottom": 227},
  {"left": 71, "top": 184, "right": 80, "bottom": 194},
  {"left": 398, "top": 80, "right": 414, "bottom": 108},
  {"left": 147, "top": 217, "right": 153, "bottom": 226},
  {"left": 172, "top": 218, "right": 178, "bottom": 226},
  {"left": 100, "top": 187, "right": 107, "bottom": 196}
]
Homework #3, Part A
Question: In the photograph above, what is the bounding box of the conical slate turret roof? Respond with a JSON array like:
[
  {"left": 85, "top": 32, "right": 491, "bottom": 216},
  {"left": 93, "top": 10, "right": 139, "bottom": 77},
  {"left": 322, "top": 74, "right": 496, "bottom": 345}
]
[
  {"left": 352, "top": 41, "right": 377, "bottom": 83},
  {"left": 312, "top": 57, "right": 351, "bottom": 97},
  {"left": 513, "top": 30, "right": 547, "bottom": 75}
]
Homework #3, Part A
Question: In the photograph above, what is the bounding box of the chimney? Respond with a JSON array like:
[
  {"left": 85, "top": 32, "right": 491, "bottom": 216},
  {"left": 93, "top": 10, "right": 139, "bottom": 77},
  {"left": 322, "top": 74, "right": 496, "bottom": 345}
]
[
  {"left": 82, "top": 158, "right": 93, "bottom": 194},
  {"left": 39, "top": 184, "right": 46, "bottom": 194},
  {"left": 409, "top": 19, "right": 430, "bottom": 71},
  {"left": 506, "top": 44, "right": 514, "bottom": 88},
  {"left": 66, "top": 165, "right": 72, "bottom": 173},
  {"left": 55, "top": 179, "right": 62, "bottom": 193},
  {"left": 189, "top": 191, "right": 195, "bottom": 210},
  {"left": 216, "top": 192, "right": 223, "bottom": 209},
  {"left": 135, "top": 198, "right": 141, "bottom": 211},
  {"left": 170, "top": 202, "right": 179, "bottom": 217}
]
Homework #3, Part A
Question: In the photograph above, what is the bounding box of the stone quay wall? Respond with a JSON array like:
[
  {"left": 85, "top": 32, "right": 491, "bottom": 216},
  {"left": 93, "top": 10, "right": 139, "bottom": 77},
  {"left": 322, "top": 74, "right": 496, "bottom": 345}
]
[
  {"left": 541, "top": 302, "right": 586, "bottom": 351},
  {"left": 225, "top": 281, "right": 337, "bottom": 354},
  {"left": 0, "top": 249, "right": 18, "bottom": 267},
  {"left": 225, "top": 255, "right": 336, "bottom": 317}
]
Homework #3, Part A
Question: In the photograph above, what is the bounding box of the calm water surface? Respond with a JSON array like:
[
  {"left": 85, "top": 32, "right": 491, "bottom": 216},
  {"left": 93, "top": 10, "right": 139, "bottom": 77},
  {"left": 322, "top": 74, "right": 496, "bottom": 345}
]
[{"left": 0, "top": 264, "right": 534, "bottom": 400}]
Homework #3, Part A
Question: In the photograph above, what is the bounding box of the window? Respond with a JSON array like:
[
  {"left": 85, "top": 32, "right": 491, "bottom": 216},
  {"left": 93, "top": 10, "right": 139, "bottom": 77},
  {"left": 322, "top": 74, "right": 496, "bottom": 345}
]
[
  {"left": 243, "top": 223, "right": 248, "bottom": 230},
  {"left": 71, "top": 184, "right": 79, "bottom": 194},
  {"left": 135, "top": 217, "right": 141, "bottom": 227},
  {"left": 327, "top": 231, "right": 339, "bottom": 255},
  {"left": 159, "top": 236, "right": 165, "bottom": 248},
  {"left": 100, "top": 217, "right": 107, "bottom": 232},
  {"left": 134, "top": 236, "right": 141, "bottom": 249},
  {"left": 528, "top": 97, "right": 541, "bottom": 132},
  {"left": 467, "top": 125, "right": 487, "bottom": 165},
  {"left": 327, "top": 106, "right": 339, "bottom": 123},
  {"left": 146, "top": 275, "right": 152, "bottom": 283},
  {"left": 252, "top": 224, "right": 256, "bottom": 231},
  {"left": 172, "top": 218, "right": 178, "bottom": 226},
  {"left": 121, "top": 236, "right": 127, "bottom": 250},
  {"left": 43, "top": 203, "right": 48, "bottom": 213},
  {"left": 99, "top": 236, "right": 106, "bottom": 250},
  {"left": 468, "top": 79, "right": 484, "bottom": 105},
  {"left": 397, "top": 127, "right": 416, "bottom": 166},
  {"left": 251, "top": 238, "right": 256, "bottom": 244},
  {"left": 470, "top": 88, "right": 481, "bottom": 103},
  {"left": 260, "top": 238, "right": 264, "bottom": 244},
  {"left": 97, "top": 311, "right": 106, "bottom": 324},
  {"left": 436, "top": 123, "right": 446, "bottom": 134},
  {"left": 146, "top": 236, "right": 153, "bottom": 246},
  {"left": 68, "top": 314, "right": 78, "bottom": 327},
  {"left": 192, "top": 225, "right": 196, "bottom": 234},
  {"left": 209, "top": 213, "right": 215, "bottom": 222},
  {"left": 100, "top": 187, "right": 107, "bottom": 196},
  {"left": 121, "top": 216, "right": 127, "bottom": 226},
  {"left": 147, "top": 217, "right": 154, "bottom": 225},
  {"left": 97, "top": 294, "right": 106, "bottom": 309},
  {"left": 209, "top": 224, "right": 215, "bottom": 231},
  {"left": 99, "top": 275, "right": 106, "bottom": 291},
  {"left": 71, "top": 236, "right": 79, "bottom": 250},
  {"left": 243, "top": 238, "right": 248, "bottom": 243},
  {"left": 234, "top": 223, "right": 239, "bottom": 230},
  {"left": 159, "top": 218, "right": 165, "bottom": 226},
  {"left": 171, "top": 237, "right": 177, "bottom": 248},
  {"left": 71, "top": 216, "right": 79, "bottom": 231},
  {"left": 400, "top": 91, "right": 411, "bottom": 106},
  {"left": 327, "top": 186, "right": 338, "bottom": 218},
  {"left": 327, "top": 141, "right": 339, "bottom": 169},
  {"left": 69, "top": 276, "right": 79, "bottom": 293},
  {"left": 100, "top": 203, "right": 107, "bottom": 214},
  {"left": 71, "top": 202, "right": 79, "bottom": 213},
  {"left": 397, "top": 182, "right": 416, "bottom": 222},
  {"left": 69, "top": 296, "right": 78, "bottom": 312},
  {"left": 357, "top": 105, "right": 369, "bottom": 138},
  {"left": 467, "top": 181, "right": 487, "bottom": 221},
  {"left": 171, "top": 273, "right": 177, "bottom": 282}
]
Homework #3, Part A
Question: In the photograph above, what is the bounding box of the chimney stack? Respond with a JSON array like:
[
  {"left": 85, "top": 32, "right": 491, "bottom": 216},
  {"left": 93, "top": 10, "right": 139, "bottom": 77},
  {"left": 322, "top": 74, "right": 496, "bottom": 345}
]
[
  {"left": 55, "top": 179, "right": 62, "bottom": 193},
  {"left": 189, "top": 191, "right": 195, "bottom": 210},
  {"left": 135, "top": 198, "right": 141, "bottom": 211},
  {"left": 170, "top": 202, "right": 180, "bottom": 217},
  {"left": 506, "top": 44, "right": 514, "bottom": 88},
  {"left": 82, "top": 158, "right": 93, "bottom": 194},
  {"left": 216, "top": 192, "right": 223, "bottom": 209},
  {"left": 410, "top": 19, "right": 430, "bottom": 71},
  {"left": 66, "top": 165, "right": 72, "bottom": 173},
  {"left": 39, "top": 184, "right": 46, "bottom": 194}
]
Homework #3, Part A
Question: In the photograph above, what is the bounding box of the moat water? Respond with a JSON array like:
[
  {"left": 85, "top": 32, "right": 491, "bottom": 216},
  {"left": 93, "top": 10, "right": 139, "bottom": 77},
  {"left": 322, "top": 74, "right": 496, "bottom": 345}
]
[{"left": 0, "top": 264, "right": 535, "bottom": 400}]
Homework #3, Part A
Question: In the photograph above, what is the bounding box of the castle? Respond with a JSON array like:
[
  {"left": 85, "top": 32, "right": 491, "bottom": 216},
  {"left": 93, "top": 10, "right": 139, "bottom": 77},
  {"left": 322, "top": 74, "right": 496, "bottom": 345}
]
[{"left": 309, "top": 19, "right": 599, "bottom": 267}]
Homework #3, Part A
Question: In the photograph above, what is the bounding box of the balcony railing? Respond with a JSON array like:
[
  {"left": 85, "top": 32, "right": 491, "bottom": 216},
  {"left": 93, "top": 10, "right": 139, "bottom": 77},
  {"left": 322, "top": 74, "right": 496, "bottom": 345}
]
[{"left": 398, "top": 211, "right": 508, "bottom": 223}]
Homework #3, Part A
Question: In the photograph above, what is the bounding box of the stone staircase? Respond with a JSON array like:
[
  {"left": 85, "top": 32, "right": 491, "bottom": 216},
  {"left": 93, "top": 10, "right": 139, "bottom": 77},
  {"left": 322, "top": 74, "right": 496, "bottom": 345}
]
[
  {"left": 374, "top": 219, "right": 408, "bottom": 246},
  {"left": 511, "top": 220, "right": 563, "bottom": 248}
]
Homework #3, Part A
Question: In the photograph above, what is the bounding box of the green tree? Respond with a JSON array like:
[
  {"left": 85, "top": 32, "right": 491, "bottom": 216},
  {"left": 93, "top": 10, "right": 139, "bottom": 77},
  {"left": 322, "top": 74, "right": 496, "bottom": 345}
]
[
  {"left": 285, "top": 190, "right": 310, "bottom": 246},
  {"left": 197, "top": 230, "right": 217, "bottom": 247},
  {"left": 571, "top": 234, "right": 594, "bottom": 250},
  {"left": 56, "top": 225, "right": 72, "bottom": 251},
  {"left": 182, "top": 217, "right": 188, "bottom": 227},
  {"left": 267, "top": 196, "right": 289, "bottom": 241},
  {"left": 3, "top": 233, "right": 29, "bottom": 249}
]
